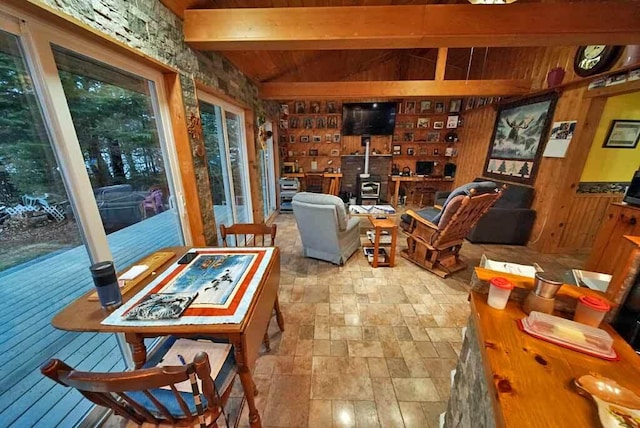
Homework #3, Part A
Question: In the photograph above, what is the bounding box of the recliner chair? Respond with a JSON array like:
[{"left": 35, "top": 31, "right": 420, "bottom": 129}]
[{"left": 292, "top": 192, "right": 360, "bottom": 265}]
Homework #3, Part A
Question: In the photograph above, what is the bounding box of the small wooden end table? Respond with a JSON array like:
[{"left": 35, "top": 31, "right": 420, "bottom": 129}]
[{"left": 366, "top": 215, "right": 398, "bottom": 268}]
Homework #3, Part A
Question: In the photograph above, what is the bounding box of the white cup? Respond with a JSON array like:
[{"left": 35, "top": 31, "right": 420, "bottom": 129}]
[{"left": 487, "top": 277, "right": 514, "bottom": 310}]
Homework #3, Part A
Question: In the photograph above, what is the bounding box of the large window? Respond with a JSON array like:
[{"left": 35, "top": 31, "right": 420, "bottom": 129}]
[
  {"left": 199, "top": 97, "right": 252, "bottom": 240},
  {"left": 0, "top": 9, "right": 188, "bottom": 426}
]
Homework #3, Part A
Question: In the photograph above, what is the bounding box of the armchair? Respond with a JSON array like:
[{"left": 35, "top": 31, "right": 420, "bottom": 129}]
[
  {"left": 401, "top": 189, "right": 502, "bottom": 278},
  {"left": 292, "top": 192, "right": 360, "bottom": 265}
]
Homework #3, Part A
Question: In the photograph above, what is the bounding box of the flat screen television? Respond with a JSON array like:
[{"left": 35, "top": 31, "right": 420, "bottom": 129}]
[
  {"left": 341, "top": 102, "right": 396, "bottom": 136},
  {"left": 624, "top": 170, "right": 640, "bottom": 207}
]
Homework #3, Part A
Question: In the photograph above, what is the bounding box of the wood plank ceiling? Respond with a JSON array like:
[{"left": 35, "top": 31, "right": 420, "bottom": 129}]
[{"left": 160, "top": 0, "right": 612, "bottom": 86}]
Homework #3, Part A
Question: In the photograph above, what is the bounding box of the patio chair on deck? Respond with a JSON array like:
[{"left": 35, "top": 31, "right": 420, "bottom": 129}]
[
  {"left": 41, "top": 336, "right": 236, "bottom": 427},
  {"left": 219, "top": 223, "right": 283, "bottom": 352}
]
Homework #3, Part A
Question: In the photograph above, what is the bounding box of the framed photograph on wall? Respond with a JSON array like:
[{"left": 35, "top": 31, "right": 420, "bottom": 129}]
[
  {"left": 289, "top": 117, "right": 298, "bottom": 129},
  {"left": 312, "top": 135, "right": 322, "bottom": 143},
  {"left": 325, "top": 134, "right": 332, "bottom": 142},
  {"left": 603, "top": 120, "right": 640, "bottom": 148},
  {"left": 465, "top": 98, "right": 475, "bottom": 111},
  {"left": 280, "top": 104, "right": 289, "bottom": 115},
  {"left": 483, "top": 92, "right": 558, "bottom": 185},
  {"left": 392, "top": 145, "right": 401, "bottom": 155},
  {"left": 433, "top": 121, "right": 444, "bottom": 129},
  {"left": 446, "top": 115, "right": 459, "bottom": 129},
  {"left": 405, "top": 101, "right": 416, "bottom": 114},
  {"left": 316, "top": 117, "right": 326, "bottom": 129},
  {"left": 404, "top": 132, "right": 414, "bottom": 142},
  {"left": 417, "top": 118, "right": 430, "bottom": 129},
  {"left": 435, "top": 102, "right": 445, "bottom": 113},
  {"left": 449, "top": 99, "right": 462, "bottom": 113},
  {"left": 289, "top": 134, "right": 296, "bottom": 143},
  {"left": 330, "top": 148, "right": 340, "bottom": 156},
  {"left": 310, "top": 101, "right": 321, "bottom": 114},
  {"left": 420, "top": 100, "right": 432, "bottom": 113},
  {"left": 326, "top": 101, "right": 337, "bottom": 114},
  {"left": 427, "top": 132, "right": 440, "bottom": 143},
  {"left": 295, "top": 101, "right": 305, "bottom": 114},
  {"left": 309, "top": 149, "right": 319, "bottom": 156},
  {"left": 300, "top": 135, "right": 310, "bottom": 143},
  {"left": 407, "top": 147, "right": 415, "bottom": 156},
  {"left": 333, "top": 133, "right": 341, "bottom": 143}
]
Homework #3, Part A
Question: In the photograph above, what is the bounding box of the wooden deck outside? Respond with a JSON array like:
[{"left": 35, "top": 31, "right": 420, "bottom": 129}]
[{"left": 0, "top": 210, "right": 184, "bottom": 426}]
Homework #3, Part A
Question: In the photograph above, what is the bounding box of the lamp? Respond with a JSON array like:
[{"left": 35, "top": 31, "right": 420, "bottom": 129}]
[{"left": 468, "top": 0, "right": 517, "bottom": 3}]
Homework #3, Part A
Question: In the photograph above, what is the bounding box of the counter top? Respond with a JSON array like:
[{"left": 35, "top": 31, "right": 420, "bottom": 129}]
[{"left": 465, "top": 291, "right": 640, "bottom": 427}]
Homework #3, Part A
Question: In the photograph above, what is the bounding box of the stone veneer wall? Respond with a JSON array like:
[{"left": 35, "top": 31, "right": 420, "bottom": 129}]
[
  {"left": 444, "top": 319, "right": 496, "bottom": 428},
  {"left": 39, "top": 0, "right": 279, "bottom": 243}
]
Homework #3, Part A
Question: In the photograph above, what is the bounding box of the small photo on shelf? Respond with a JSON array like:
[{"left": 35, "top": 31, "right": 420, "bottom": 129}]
[
  {"left": 327, "top": 116, "right": 339, "bottom": 129},
  {"left": 316, "top": 117, "right": 326, "bottom": 129},
  {"left": 326, "top": 101, "right": 338, "bottom": 114},
  {"left": 449, "top": 98, "right": 462, "bottom": 113},
  {"left": 289, "top": 117, "right": 298, "bottom": 129},
  {"left": 303, "top": 117, "right": 313, "bottom": 129},
  {"left": 420, "top": 100, "right": 432, "bottom": 113},
  {"left": 435, "top": 102, "right": 445, "bottom": 113},
  {"left": 405, "top": 101, "right": 416, "bottom": 114},
  {"left": 294, "top": 101, "right": 305, "bottom": 114},
  {"left": 417, "top": 118, "right": 430, "bottom": 129},
  {"left": 310, "top": 101, "right": 321, "bottom": 114}
]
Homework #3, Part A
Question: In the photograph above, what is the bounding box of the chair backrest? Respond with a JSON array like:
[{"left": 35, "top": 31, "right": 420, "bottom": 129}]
[
  {"left": 41, "top": 353, "right": 220, "bottom": 426},
  {"left": 305, "top": 173, "right": 324, "bottom": 193},
  {"left": 432, "top": 190, "right": 502, "bottom": 249},
  {"left": 220, "top": 223, "right": 277, "bottom": 247}
]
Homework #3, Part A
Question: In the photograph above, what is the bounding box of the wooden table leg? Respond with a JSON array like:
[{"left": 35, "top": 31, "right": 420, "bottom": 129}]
[
  {"left": 233, "top": 340, "right": 262, "bottom": 428},
  {"left": 274, "top": 295, "right": 285, "bottom": 332},
  {"left": 389, "top": 225, "right": 397, "bottom": 267},
  {"left": 125, "top": 333, "right": 147, "bottom": 369},
  {"left": 393, "top": 180, "right": 400, "bottom": 208}
]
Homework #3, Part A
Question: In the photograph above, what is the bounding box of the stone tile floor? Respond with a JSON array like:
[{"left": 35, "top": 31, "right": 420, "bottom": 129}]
[
  {"left": 109, "top": 211, "right": 586, "bottom": 428},
  {"left": 232, "top": 213, "right": 586, "bottom": 428}
]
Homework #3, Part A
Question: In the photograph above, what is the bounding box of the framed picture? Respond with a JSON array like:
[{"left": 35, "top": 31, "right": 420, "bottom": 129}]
[
  {"left": 330, "top": 148, "right": 340, "bottom": 156},
  {"left": 327, "top": 116, "right": 339, "bottom": 129},
  {"left": 477, "top": 97, "right": 487, "bottom": 107},
  {"left": 465, "top": 98, "right": 475, "bottom": 111},
  {"left": 393, "top": 134, "right": 399, "bottom": 141},
  {"left": 447, "top": 115, "right": 459, "bottom": 129},
  {"left": 326, "top": 101, "right": 337, "bottom": 114},
  {"left": 407, "top": 147, "right": 415, "bottom": 156},
  {"left": 312, "top": 135, "right": 322, "bottom": 143},
  {"left": 603, "top": 120, "right": 640, "bottom": 148},
  {"left": 289, "top": 134, "right": 296, "bottom": 143},
  {"left": 435, "top": 102, "right": 445, "bottom": 113},
  {"left": 405, "top": 101, "right": 416, "bottom": 114},
  {"left": 303, "top": 117, "right": 314, "bottom": 129},
  {"left": 309, "top": 149, "right": 319, "bottom": 156},
  {"left": 420, "top": 100, "right": 432, "bottom": 113},
  {"left": 310, "top": 101, "right": 321, "bottom": 114},
  {"left": 433, "top": 121, "right": 444, "bottom": 129},
  {"left": 417, "top": 118, "right": 430, "bottom": 129},
  {"left": 405, "top": 122, "right": 414, "bottom": 129},
  {"left": 483, "top": 92, "right": 558, "bottom": 185},
  {"left": 300, "top": 135, "right": 310, "bottom": 143},
  {"left": 279, "top": 135, "right": 287, "bottom": 143},
  {"left": 289, "top": 117, "right": 298, "bottom": 129},
  {"left": 433, "top": 148, "right": 439, "bottom": 156},
  {"left": 404, "top": 132, "right": 414, "bottom": 142},
  {"left": 449, "top": 99, "right": 462, "bottom": 113},
  {"left": 325, "top": 133, "right": 332, "bottom": 142},
  {"left": 294, "top": 101, "right": 305, "bottom": 114},
  {"left": 427, "top": 132, "right": 440, "bottom": 143},
  {"left": 316, "top": 117, "right": 326, "bottom": 129},
  {"left": 392, "top": 145, "right": 401, "bottom": 155},
  {"left": 333, "top": 133, "right": 341, "bottom": 143},
  {"left": 280, "top": 147, "right": 287, "bottom": 158},
  {"left": 279, "top": 119, "right": 288, "bottom": 129},
  {"left": 280, "top": 104, "right": 289, "bottom": 115}
]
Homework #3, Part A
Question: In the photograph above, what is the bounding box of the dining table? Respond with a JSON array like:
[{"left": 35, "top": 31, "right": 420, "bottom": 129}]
[{"left": 51, "top": 246, "right": 282, "bottom": 428}]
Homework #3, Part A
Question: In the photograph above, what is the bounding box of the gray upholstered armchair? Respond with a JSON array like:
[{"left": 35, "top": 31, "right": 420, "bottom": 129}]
[{"left": 292, "top": 192, "right": 360, "bottom": 265}]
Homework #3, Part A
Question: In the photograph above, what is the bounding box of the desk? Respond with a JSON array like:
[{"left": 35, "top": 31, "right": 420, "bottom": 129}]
[
  {"left": 445, "top": 291, "right": 640, "bottom": 427},
  {"left": 51, "top": 246, "right": 281, "bottom": 428},
  {"left": 282, "top": 172, "right": 342, "bottom": 196},
  {"left": 389, "top": 175, "right": 454, "bottom": 208}
]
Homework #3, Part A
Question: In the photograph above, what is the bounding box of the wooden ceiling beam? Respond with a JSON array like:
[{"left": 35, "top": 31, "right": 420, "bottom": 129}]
[
  {"left": 260, "top": 79, "right": 532, "bottom": 99},
  {"left": 184, "top": 3, "right": 640, "bottom": 50},
  {"left": 435, "top": 48, "right": 448, "bottom": 81}
]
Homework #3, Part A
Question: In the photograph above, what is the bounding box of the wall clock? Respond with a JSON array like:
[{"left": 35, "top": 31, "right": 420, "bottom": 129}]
[{"left": 574, "top": 45, "right": 623, "bottom": 77}]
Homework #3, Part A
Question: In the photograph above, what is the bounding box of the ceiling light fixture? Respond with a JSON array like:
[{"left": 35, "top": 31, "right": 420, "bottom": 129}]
[{"left": 468, "top": 0, "right": 517, "bottom": 4}]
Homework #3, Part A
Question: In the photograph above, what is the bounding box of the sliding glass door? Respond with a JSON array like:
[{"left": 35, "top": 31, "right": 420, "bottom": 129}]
[{"left": 199, "top": 96, "right": 252, "bottom": 241}]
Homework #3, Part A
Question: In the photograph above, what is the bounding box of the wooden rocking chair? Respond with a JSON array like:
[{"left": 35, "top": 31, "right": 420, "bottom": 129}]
[{"left": 400, "top": 189, "right": 502, "bottom": 278}]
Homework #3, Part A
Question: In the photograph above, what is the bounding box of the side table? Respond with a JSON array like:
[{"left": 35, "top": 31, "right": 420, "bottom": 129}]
[{"left": 366, "top": 215, "right": 397, "bottom": 268}]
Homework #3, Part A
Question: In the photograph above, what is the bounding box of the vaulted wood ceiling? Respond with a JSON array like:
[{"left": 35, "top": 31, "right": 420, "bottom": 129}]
[{"left": 160, "top": 0, "right": 636, "bottom": 87}]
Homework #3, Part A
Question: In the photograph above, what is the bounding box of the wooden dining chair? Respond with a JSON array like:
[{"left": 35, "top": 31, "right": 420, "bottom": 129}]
[
  {"left": 41, "top": 339, "right": 236, "bottom": 427},
  {"left": 219, "top": 223, "right": 284, "bottom": 352}
]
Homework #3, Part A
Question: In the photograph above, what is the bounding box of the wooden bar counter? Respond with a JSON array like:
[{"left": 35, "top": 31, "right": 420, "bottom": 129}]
[{"left": 445, "top": 291, "right": 640, "bottom": 427}]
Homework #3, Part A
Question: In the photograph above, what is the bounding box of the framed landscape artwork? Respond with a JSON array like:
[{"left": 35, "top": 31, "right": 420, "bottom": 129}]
[{"left": 483, "top": 92, "right": 558, "bottom": 185}]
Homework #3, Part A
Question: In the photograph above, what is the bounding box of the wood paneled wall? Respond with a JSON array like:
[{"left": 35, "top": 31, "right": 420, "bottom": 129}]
[
  {"left": 557, "top": 193, "right": 623, "bottom": 252},
  {"left": 453, "top": 106, "right": 496, "bottom": 187}
]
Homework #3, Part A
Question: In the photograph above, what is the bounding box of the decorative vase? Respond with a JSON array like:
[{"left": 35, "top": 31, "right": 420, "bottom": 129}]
[
  {"left": 547, "top": 67, "right": 566, "bottom": 88},
  {"left": 622, "top": 45, "right": 640, "bottom": 67}
]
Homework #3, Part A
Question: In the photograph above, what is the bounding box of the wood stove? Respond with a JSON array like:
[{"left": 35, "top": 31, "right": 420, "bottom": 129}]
[{"left": 358, "top": 174, "right": 381, "bottom": 205}]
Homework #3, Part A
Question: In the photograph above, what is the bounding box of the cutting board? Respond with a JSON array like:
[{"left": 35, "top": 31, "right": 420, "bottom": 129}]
[{"left": 88, "top": 251, "right": 175, "bottom": 301}]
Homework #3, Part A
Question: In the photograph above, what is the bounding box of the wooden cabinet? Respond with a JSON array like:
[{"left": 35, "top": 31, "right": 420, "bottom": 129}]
[{"left": 586, "top": 203, "right": 640, "bottom": 274}]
